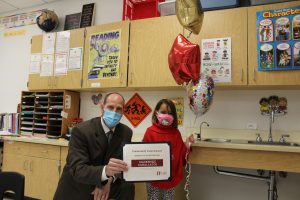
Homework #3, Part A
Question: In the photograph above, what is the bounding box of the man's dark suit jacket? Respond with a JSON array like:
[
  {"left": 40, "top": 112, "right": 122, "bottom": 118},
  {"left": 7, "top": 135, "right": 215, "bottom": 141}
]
[{"left": 54, "top": 117, "right": 133, "bottom": 200}]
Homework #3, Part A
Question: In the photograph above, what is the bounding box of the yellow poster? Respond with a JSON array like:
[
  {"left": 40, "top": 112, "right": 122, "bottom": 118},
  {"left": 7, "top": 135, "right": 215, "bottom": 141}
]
[
  {"left": 169, "top": 97, "right": 184, "bottom": 126},
  {"left": 88, "top": 29, "right": 121, "bottom": 80}
]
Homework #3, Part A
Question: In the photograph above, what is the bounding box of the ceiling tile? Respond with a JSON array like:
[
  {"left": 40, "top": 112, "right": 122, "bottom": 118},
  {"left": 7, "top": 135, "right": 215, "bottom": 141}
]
[
  {"left": 0, "top": 1, "right": 16, "bottom": 13},
  {"left": 4, "top": 0, "right": 45, "bottom": 9}
]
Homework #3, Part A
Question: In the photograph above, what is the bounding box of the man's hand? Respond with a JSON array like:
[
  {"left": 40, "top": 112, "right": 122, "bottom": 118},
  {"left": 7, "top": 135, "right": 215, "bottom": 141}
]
[
  {"left": 105, "top": 158, "right": 128, "bottom": 177},
  {"left": 92, "top": 178, "right": 112, "bottom": 200}
]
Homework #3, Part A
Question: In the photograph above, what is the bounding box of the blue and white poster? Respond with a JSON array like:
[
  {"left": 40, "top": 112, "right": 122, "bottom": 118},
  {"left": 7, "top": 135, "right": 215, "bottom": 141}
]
[{"left": 257, "top": 6, "right": 300, "bottom": 71}]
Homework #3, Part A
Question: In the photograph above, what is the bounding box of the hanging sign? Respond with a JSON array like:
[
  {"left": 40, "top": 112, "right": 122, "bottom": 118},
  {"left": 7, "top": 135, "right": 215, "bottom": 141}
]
[{"left": 124, "top": 93, "right": 152, "bottom": 128}]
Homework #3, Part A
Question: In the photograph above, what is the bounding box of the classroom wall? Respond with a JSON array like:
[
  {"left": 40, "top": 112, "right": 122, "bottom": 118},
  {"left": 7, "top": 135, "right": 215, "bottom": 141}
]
[{"left": 1, "top": 0, "right": 300, "bottom": 199}]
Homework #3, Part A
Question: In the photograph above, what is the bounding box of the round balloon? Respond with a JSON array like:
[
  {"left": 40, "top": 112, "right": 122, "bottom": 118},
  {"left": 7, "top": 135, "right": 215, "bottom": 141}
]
[
  {"left": 175, "top": 0, "right": 203, "bottom": 34},
  {"left": 187, "top": 74, "right": 214, "bottom": 117},
  {"left": 36, "top": 10, "right": 59, "bottom": 32}
]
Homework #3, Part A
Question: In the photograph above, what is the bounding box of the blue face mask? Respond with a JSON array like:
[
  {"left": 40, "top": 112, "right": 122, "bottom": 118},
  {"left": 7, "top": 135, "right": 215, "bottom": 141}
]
[{"left": 103, "top": 109, "right": 122, "bottom": 129}]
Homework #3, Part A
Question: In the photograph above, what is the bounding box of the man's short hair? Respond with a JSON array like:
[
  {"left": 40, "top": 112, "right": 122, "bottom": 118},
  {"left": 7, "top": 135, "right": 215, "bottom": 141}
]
[{"left": 103, "top": 92, "right": 125, "bottom": 105}]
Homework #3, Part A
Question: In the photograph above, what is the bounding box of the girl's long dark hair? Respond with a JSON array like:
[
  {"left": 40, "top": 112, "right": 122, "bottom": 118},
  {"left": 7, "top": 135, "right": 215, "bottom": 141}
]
[{"left": 152, "top": 99, "right": 178, "bottom": 128}]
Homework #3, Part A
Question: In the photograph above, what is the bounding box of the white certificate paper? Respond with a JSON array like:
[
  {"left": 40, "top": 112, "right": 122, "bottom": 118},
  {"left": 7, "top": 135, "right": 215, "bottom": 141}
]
[{"left": 123, "top": 142, "right": 171, "bottom": 182}]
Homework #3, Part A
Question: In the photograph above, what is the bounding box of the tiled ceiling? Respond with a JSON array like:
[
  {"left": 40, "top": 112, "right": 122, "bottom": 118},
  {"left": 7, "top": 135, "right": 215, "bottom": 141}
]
[{"left": 0, "top": 0, "right": 62, "bottom": 15}]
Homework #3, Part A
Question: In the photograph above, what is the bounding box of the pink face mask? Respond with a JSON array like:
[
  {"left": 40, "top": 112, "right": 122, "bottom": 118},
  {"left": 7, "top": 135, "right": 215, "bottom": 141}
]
[{"left": 157, "top": 113, "right": 174, "bottom": 126}]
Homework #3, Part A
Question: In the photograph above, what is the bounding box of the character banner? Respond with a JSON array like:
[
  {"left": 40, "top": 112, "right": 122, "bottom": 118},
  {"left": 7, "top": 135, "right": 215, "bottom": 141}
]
[
  {"left": 88, "top": 29, "right": 121, "bottom": 79},
  {"left": 257, "top": 6, "right": 300, "bottom": 71}
]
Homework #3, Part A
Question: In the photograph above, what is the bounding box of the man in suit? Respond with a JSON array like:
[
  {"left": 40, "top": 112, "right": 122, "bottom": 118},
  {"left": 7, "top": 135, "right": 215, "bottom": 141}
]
[{"left": 54, "top": 93, "right": 134, "bottom": 200}]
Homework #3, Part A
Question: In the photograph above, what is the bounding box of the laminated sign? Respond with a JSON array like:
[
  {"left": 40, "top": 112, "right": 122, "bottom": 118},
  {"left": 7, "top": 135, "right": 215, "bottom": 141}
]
[{"left": 124, "top": 93, "right": 152, "bottom": 127}]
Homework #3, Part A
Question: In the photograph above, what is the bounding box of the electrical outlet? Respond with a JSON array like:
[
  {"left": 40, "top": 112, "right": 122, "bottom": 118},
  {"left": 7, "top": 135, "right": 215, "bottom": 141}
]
[{"left": 246, "top": 122, "right": 257, "bottom": 130}]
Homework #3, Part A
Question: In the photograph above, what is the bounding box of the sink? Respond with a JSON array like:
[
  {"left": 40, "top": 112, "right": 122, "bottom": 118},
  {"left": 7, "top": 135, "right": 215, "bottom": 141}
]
[
  {"left": 247, "top": 141, "right": 299, "bottom": 146},
  {"left": 203, "top": 138, "right": 231, "bottom": 143}
]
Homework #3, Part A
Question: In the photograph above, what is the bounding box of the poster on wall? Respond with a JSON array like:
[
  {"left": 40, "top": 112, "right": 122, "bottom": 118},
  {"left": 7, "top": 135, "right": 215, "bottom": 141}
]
[
  {"left": 88, "top": 29, "right": 121, "bottom": 80},
  {"left": 201, "top": 37, "right": 232, "bottom": 82},
  {"left": 0, "top": 10, "right": 42, "bottom": 29},
  {"left": 124, "top": 93, "right": 152, "bottom": 128},
  {"left": 257, "top": 5, "right": 300, "bottom": 71},
  {"left": 168, "top": 97, "right": 184, "bottom": 126}
]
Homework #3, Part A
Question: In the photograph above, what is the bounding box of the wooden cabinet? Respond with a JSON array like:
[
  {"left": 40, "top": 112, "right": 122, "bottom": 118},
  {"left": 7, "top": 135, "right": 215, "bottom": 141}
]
[
  {"left": 28, "top": 29, "right": 85, "bottom": 90},
  {"left": 20, "top": 90, "right": 80, "bottom": 137},
  {"left": 82, "top": 21, "right": 129, "bottom": 89},
  {"left": 2, "top": 141, "right": 61, "bottom": 200},
  {"left": 248, "top": 1, "right": 300, "bottom": 86},
  {"left": 189, "top": 7, "right": 248, "bottom": 86},
  {"left": 128, "top": 15, "right": 182, "bottom": 88}
]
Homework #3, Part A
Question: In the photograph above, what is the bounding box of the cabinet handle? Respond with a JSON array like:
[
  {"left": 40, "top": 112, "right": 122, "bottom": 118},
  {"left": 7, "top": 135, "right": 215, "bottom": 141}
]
[
  {"left": 130, "top": 72, "right": 133, "bottom": 85},
  {"left": 48, "top": 77, "right": 51, "bottom": 87},
  {"left": 29, "top": 161, "right": 33, "bottom": 172},
  {"left": 23, "top": 160, "right": 28, "bottom": 171},
  {"left": 241, "top": 68, "right": 244, "bottom": 82},
  {"left": 253, "top": 68, "right": 256, "bottom": 82},
  {"left": 57, "top": 161, "right": 61, "bottom": 177},
  {"left": 119, "top": 72, "right": 123, "bottom": 84}
]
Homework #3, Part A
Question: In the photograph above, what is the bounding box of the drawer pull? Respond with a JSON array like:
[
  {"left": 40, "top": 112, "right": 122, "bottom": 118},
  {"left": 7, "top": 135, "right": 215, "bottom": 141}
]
[
  {"left": 29, "top": 161, "right": 33, "bottom": 172},
  {"left": 23, "top": 160, "right": 28, "bottom": 170}
]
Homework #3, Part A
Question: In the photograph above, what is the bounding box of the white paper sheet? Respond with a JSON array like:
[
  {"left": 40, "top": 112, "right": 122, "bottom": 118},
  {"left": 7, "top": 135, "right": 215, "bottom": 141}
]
[
  {"left": 29, "top": 53, "right": 41, "bottom": 74},
  {"left": 55, "top": 53, "right": 68, "bottom": 75},
  {"left": 56, "top": 31, "right": 70, "bottom": 54},
  {"left": 68, "top": 47, "right": 83, "bottom": 70},
  {"left": 201, "top": 37, "right": 232, "bottom": 83},
  {"left": 123, "top": 143, "right": 171, "bottom": 182},
  {"left": 41, "top": 54, "right": 54, "bottom": 76},
  {"left": 42, "top": 32, "right": 56, "bottom": 54}
]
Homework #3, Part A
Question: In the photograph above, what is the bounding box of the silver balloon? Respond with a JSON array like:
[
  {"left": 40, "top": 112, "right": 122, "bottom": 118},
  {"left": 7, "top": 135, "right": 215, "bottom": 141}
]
[{"left": 187, "top": 74, "right": 214, "bottom": 117}]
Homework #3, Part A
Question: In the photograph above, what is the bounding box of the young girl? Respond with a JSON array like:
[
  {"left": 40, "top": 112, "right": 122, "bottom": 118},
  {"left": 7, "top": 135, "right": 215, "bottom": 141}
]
[{"left": 143, "top": 99, "right": 194, "bottom": 200}]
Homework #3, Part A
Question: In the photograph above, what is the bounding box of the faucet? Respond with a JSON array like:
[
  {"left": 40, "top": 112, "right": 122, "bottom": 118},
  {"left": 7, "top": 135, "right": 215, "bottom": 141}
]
[
  {"left": 268, "top": 106, "right": 275, "bottom": 142},
  {"left": 197, "top": 122, "right": 210, "bottom": 141},
  {"left": 279, "top": 134, "right": 290, "bottom": 143}
]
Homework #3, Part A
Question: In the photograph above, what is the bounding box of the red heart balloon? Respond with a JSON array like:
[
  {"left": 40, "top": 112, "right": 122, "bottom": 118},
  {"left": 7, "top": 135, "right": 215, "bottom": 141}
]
[{"left": 168, "top": 34, "right": 200, "bottom": 85}]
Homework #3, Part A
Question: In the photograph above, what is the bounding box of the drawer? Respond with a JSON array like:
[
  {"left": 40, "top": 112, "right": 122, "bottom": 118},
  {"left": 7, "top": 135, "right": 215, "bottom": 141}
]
[
  {"left": 29, "top": 143, "right": 60, "bottom": 160},
  {"left": 4, "top": 141, "right": 29, "bottom": 156},
  {"left": 61, "top": 147, "right": 68, "bottom": 162}
]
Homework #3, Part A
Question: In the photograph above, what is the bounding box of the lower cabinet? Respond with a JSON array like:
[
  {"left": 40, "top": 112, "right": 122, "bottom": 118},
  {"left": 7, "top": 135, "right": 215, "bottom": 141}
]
[
  {"left": 3, "top": 142, "right": 185, "bottom": 199},
  {"left": 2, "top": 141, "right": 61, "bottom": 200}
]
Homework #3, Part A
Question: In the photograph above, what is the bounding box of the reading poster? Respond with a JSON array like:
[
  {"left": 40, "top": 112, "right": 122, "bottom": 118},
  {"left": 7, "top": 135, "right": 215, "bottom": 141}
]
[
  {"left": 257, "top": 5, "right": 300, "bottom": 71},
  {"left": 88, "top": 29, "right": 121, "bottom": 80}
]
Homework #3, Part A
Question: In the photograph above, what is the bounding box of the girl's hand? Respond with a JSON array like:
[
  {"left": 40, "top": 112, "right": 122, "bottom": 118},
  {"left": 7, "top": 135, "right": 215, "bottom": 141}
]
[{"left": 185, "top": 134, "right": 195, "bottom": 148}]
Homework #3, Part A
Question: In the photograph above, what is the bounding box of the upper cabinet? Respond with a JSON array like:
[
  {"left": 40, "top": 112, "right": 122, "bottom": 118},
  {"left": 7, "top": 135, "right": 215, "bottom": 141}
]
[
  {"left": 128, "top": 15, "right": 182, "bottom": 88},
  {"left": 248, "top": 1, "right": 300, "bottom": 86},
  {"left": 189, "top": 7, "right": 248, "bottom": 86},
  {"left": 28, "top": 29, "right": 85, "bottom": 90},
  {"left": 82, "top": 21, "right": 129, "bottom": 89}
]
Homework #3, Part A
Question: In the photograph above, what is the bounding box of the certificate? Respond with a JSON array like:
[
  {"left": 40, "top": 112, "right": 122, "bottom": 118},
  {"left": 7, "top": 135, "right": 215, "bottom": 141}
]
[{"left": 123, "top": 142, "right": 171, "bottom": 182}]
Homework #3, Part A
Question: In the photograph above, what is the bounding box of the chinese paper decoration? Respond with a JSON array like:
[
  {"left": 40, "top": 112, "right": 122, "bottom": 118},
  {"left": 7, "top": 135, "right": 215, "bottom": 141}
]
[
  {"left": 257, "top": 5, "right": 300, "bottom": 71},
  {"left": 124, "top": 93, "right": 152, "bottom": 127}
]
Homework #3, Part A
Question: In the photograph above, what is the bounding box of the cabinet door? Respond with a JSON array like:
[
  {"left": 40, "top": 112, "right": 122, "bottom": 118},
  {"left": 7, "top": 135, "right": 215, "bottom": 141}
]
[
  {"left": 82, "top": 21, "right": 129, "bottom": 88},
  {"left": 28, "top": 35, "right": 52, "bottom": 90},
  {"left": 189, "top": 7, "right": 248, "bottom": 86},
  {"left": 26, "top": 157, "right": 60, "bottom": 200},
  {"left": 128, "top": 15, "right": 182, "bottom": 88},
  {"left": 248, "top": 1, "right": 300, "bottom": 86},
  {"left": 54, "top": 29, "right": 85, "bottom": 89},
  {"left": 2, "top": 154, "right": 31, "bottom": 197}
]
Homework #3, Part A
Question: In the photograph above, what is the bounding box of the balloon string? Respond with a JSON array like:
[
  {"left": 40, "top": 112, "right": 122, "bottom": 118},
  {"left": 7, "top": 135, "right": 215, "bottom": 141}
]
[{"left": 184, "top": 142, "right": 191, "bottom": 200}]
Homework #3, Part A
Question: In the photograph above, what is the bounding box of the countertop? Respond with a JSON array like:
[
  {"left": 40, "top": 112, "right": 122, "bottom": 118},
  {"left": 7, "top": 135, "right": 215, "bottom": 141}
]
[{"left": 1, "top": 128, "right": 300, "bottom": 153}]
